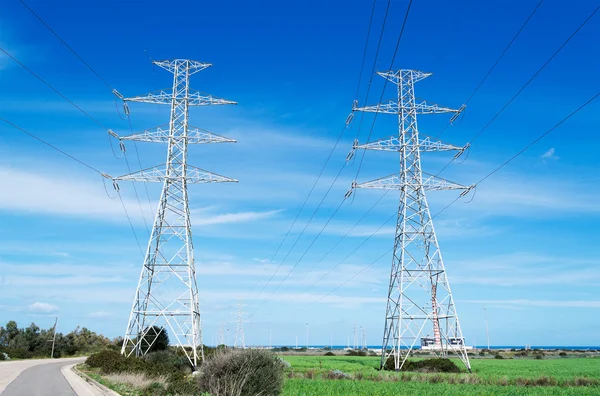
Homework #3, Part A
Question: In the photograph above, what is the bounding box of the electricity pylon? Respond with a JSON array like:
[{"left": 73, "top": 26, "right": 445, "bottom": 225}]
[
  {"left": 233, "top": 300, "right": 248, "bottom": 348},
  {"left": 114, "top": 59, "right": 237, "bottom": 368},
  {"left": 348, "top": 69, "right": 472, "bottom": 371}
]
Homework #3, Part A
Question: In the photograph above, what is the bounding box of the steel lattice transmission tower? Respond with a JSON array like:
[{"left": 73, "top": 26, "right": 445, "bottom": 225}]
[
  {"left": 233, "top": 300, "right": 248, "bottom": 349},
  {"left": 114, "top": 59, "right": 237, "bottom": 368},
  {"left": 349, "top": 69, "right": 472, "bottom": 371}
]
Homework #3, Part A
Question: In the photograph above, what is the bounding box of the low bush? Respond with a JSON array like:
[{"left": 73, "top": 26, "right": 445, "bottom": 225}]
[
  {"left": 383, "top": 357, "right": 461, "bottom": 373},
  {"left": 143, "top": 350, "right": 191, "bottom": 374},
  {"left": 326, "top": 369, "right": 351, "bottom": 380},
  {"left": 559, "top": 351, "right": 568, "bottom": 357},
  {"left": 86, "top": 350, "right": 128, "bottom": 373},
  {"left": 196, "top": 348, "right": 284, "bottom": 396},
  {"left": 494, "top": 354, "right": 504, "bottom": 359},
  {"left": 324, "top": 351, "right": 335, "bottom": 356}
]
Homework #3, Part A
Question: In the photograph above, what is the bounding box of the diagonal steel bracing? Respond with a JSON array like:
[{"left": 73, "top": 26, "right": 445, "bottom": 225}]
[
  {"left": 114, "top": 59, "right": 236, "bottom": 368},
  {"left": 349, "top": 69, "right": 471, "bottom": 371}
]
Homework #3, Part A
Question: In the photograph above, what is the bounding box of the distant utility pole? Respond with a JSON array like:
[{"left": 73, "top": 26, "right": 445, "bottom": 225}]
[
  {"left": 484, "top": 307, "right": 490, "bottom": 350},
  {"left": 362, "top": 326, "right": 367, "bottom": 350},
  {"left": 114, "top": 59, "right": 237, "bottom": 369},
  {"left": 305, "top": 323, "right": 308, "bottom": 349},
  {"left": 348, "top": 69, "right": 471, "bottom": 371},
  {"left": 48, "top": 317, "right": 57, "bottom": 359},
  {"left": 353, "top": 323, "right": 357, "bottom": 349}
]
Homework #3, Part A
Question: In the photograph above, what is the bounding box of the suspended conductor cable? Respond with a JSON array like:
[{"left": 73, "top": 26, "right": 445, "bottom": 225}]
[
  {"left": 0, "top": 45, "right": 122, "bottom": 159},
  {"left": 0, "top": 117, "right": 146, "bottom": 256},
  {"left": 18, "top": 0, "right": 114, "bottom": 91},
  {"left": 435, "top": 0, "right": 546, "bottom": 138},
  {"left": 354, "top": 0, "right": 379, "bottom": 100},
  {"left": 434, "top": 4, "right": 599, "bottom": 177},
  {"left": 433, "top": 90, "right": 599, "bottom": 219},
  {"left": 247, "top": 0, "right": 410, "bottom": 314},
  {"left": 246, "top": 0, "right": 382, "bottom": 299},
  {"left": 353, "top": 0, "right": 413, "bottom": 178}
]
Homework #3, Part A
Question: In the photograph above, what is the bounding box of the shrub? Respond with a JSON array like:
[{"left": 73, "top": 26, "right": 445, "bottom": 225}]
[
  {"left": 383, "top": 357, "right": 461, "bottom": 373},
  {"left": 559, "top": 352, "right": 567, "bottom": 357},
  {"left": 494, "top": 354, "right": 504, "bottom": 359},
  {"left": 277, "top": 357, "right": 291, "bottom": 369},
  {"left": 86, "top": 350, "right": 127, "bottom": 372},
  {"left": 143, "top": 350, "right": 191, "bottom": 374},
  {"left": 196, "top": 349, "right": 284, "bottom": 396},
  {"left": 324, "top": 351, "right": 335, "bottom": 356},
  {"left": 327, "top": 369, "right": 351, "bottom": 380},
  {"left": 534, "top": 354, "right": 543, "bottom": 360}
]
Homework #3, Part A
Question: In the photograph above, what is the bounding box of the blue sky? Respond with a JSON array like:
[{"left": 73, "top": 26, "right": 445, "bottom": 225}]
[{"left": 0, "top": 0, "right": 599, "bottom": 347}]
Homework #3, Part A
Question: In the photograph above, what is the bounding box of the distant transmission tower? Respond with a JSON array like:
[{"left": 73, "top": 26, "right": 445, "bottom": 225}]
[
  {"left": 233, "top": 300, "right": 248, "bottom": 349},
  {"left": 115, "top": 59, "right": 237, "bottom": 368},
  {"left": 349, "top": 70, "right": 471, "bottom": 371}
]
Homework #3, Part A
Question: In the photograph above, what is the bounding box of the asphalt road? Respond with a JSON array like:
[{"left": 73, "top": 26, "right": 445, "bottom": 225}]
[{"left": 2, "top": 360, "right": 80, "bottom": 396}]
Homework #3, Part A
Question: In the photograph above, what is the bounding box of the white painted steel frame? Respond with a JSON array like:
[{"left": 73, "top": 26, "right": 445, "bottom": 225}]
[
  {"left": 118, "top": 59, "right": 236, "bottom": 368},
  {"left": 352, "top": 69, "right": 471, "bottom": 372}
]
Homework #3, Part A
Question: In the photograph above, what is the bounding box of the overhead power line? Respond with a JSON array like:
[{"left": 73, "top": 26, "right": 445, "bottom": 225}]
[
  {"left": 0, "top": 117, "right": 145, "bottom": 256},
  {"left": 17, "top": 0, "right": 155, "bottom": 229},
  {"left": 245, "top": 0, "right": 385, "bottom": 304},
  {"left": 434, "top": 3, "right": 599, "bottom": 177},
  {"left": 246, "top": 0, "right": 413, "bottom": 319},
  {"left": 435, "top": 0, "right": 546, "bottom": 138},
  {"left": 18, "top": 0, "right": 114, "bottom": 91},
  {"left": 0, "top": 45, "right": 152, "bottom": 236}
]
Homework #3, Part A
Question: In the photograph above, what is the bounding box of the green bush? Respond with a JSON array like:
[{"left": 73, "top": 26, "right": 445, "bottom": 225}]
[
  {"left": 4, "top": 348, "right": 33, "bottom": 359},
  {"left": 143, "top": 350, "right": 191, "bottom": 374},
  {"left": 494, "top": 354, "right": 504, "bottom": 359},
  {"left": 559, "top": 352, "right": 568, "bottom": 357},
  {"left": 197, "top": 349, "right": 284, "bottom": 396},
  {"left": 324, "top": 351, "right": 335, "bottom": 356},
  {"left": 383, "top": 357, "right": 461, "bottom": 373}
]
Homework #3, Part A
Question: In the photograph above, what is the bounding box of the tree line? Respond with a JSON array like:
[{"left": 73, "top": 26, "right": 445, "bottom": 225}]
[{"left": 0, "top": 320, "right": 122, "bottom": 359}]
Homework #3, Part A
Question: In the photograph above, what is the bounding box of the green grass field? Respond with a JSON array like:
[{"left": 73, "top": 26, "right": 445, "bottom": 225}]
[{"left": 280, "top": 356, "right": 600, "bottom": 395}]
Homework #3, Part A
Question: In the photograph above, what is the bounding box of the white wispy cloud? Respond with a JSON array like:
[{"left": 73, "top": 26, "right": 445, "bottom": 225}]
[
  {"left": 28, "top": 301, "right": 59, "bottom": 313},
  {"left": 540, "top": 148, "right": 558, "bottom": 160}
]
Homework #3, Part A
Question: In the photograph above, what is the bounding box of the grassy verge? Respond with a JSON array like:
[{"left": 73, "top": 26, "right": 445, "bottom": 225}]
[
  {"left": 283, "top": 378, "right": 600, "bottom": 396},
  {"left": 280, "top": 356, "right": 600, "bottom": 394},
  {"left": 78, "top": 365, "right": 145, "bottom": 396}
]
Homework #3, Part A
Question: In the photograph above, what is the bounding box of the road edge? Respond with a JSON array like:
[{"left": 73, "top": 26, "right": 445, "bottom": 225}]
[{"left": 61, "top": 364, "right": 121, "bottom": 396}]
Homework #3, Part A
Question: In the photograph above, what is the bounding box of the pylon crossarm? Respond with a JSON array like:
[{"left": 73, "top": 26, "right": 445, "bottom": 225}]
[
  {"left": 355, "top": 174, "right": 469, "bottom": 191},
  {"left": 377, "top": 70, "right": 432, "bottom": 84},
  {"left": 354, "top": 136, "right": 464, "bottom": 152},
  {"left": 153, "top": 59, "right": 212, "bottom": 75},
  {"left": 124, "top": 89, "right": 237, "bottom": 106},
  {"left": 354, "top": 100, "right": 458, "bottom": 115},
  {"left": 114, "top": 164, "right": 238, "bottom": 183},
  {"left": 119, "top": 125, "right": 236, "bottom": 144}
]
